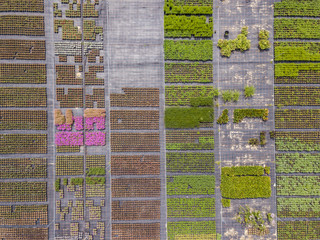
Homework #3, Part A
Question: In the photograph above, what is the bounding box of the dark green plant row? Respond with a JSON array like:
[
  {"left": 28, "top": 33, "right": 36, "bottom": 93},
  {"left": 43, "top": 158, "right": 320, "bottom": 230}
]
[
  {"left": 274, "top": 42, "right": 320, "bottom": 61},
  {"left": 70, "top": 178, "right": 83, "bottom": 185},
  {"left": 55, "top": 178, "right": 60, "bottom": 192},
  {"left": 166, "top": 130, "right": 214, "bottom": 150},
  {"left": 275, "top": 86, "right": 320, "bottom": 106},
  {"left": 165, "top": 107, "right": 213, "bottom": 129},
  {"left": 165, "top": 85, "right": 218, "bottom": 106},
  {"left": 275, "top": 63, "right": 320, "bottom": 84},
  {"left": 164, "top": 0, "right": 213, "bottom": 15},
  {"left": 167, "top": 197, "right": 215, "bottom": 218},
  {"left": 167, "top": 175, "right": 215, "bottom": 195},
  {"left": 86, "top": 177, "right": 105, "bottom": 185},
  {"left": 277, "top": 176, "right": 320, "bottom": 196},
  {"left": 274, "top": 18, "right": 320, "bottom": 39},
  {"left": 217, "top": 109, "right": 229, "bottom": 124},
  {"left": 86, "top": 167, "right": 106, "bottom": 176},
  {"left": 277, "top": 198, "right": 320, "bottom": 218},
  {"left": 275, "top": 109, "right": 320, "bottom": 129},
  {"left": 276, "top": 153, "right": 320, "bottom": 173},
  {"left": 165, "top": 15, "right": 213, "bottom": 38},
  {"left": 221, "top": 166, "right": 271, "bottom": 199},
  {"left": 164, "top": 40, "right": 213, "bottom": 61},
  {"left": 165, "top": 62, "right": 213, "bottom": 83},
  {"left": 167, "top": 221, "right": 216, "bottom": 240},
  {"left": 278, "top": 221, "right": 320, "bottom": 240},
  {"left": 166, "top": 152, "right": 214, "bottom": 173},
  {"left": 233, "top": 109, "right": 269, "bottom": 123},
  {"left": 274, "top": 0, "right": 320, "bottom": 17}
]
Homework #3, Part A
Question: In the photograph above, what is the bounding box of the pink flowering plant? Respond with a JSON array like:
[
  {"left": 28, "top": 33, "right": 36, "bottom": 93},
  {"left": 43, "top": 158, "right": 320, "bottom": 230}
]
[
  {"left": 74, "top": 116, "right": 84, "bottom": 130},
  {"left": 85, "top": 117, "right": 105, "bottom": 130},
  {"left": 56, "top": 124, "right": 72, "bottom": 131},
  {"left": 55, "top": 132, "right": 83, "bottom": 146},
  {"left": 85, "top": 132, "right": 105, "bottom": 146}
]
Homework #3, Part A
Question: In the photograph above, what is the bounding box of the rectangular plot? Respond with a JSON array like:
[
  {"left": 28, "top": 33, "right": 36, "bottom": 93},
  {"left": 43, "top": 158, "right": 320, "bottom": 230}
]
[
  {"left": 275, "top": 87, "right": 320, "bottom": 106},
  {"left": 111, "top": 133, "right": 160, "bottom": 152},
  {"left": 275, "top": 109, "right": 320, "bottom": 129},
  {"left": 0, "top": 0, "right": 44, "bottom": 12},
  {"left": 278, "top": 221, "right": 320, "bottom": 240},
  {"left": 0, "top": 182, "right": 47, "bottom": 202},
  {"left": 0, "top": 16, "right": 44, "bottom": 36},
  {"left": 86, "top": 155, "right": 106, "bottom": 168},
  {"left": 0, "top": 134, "right": 47, "bottom": 154},
  {"left": 277, "top": 198, "right": 320, "bottom": 218},
  {"left": 167, "top": 221, "right": 216, "bottom": 240},
  {"left": 275, "top": 131, "right": 320, "bottom": 151},
  {"left": 56, "top": 146, "right": 80, "bottom": 153},
  {"left": 56, "top": 65, "right": 82, "bottom": 85},
  {"left": 111, "top": 155, "right": 160, "bottom": 175},
  {"left": 274, "top": 0, "right": 320, "bottom": 17},
  {"left": 276, "top": 153, "right": 320, "bottom": 173},
  {"left": 0, "top": 205, "right": 48, "bottom": 225},
  {"left": 56, "top": 88, "right": 83, "bottom": 108},
  {"left": 0, "top": 64, "right": 46, "bottom": 84},
  {"left": 110, "top": 88, "right": 159, "bottom": 107},
  {"left": 112, "top": 178, "right": 160, "bottom": 198},
  {"left": 0, "top": 110, "right": 47, "bottom": 130},
  {"left": 274, "top": 42, "right": 320, "bottom": 62},
  {"left": 0, "top": 88, "right": 46, "bottom": 107},
  {"left": 0, "top": 40, "right": 45, "bottom": 60},
  {"left": 110, "top": 110, "right": 159, "bottom": 130},
  {"left": 0, "top": 158, "right": 46, "bottom": 179},
  {"left": 112, "top": 200, "right": 160, "bottom": 220},
  {"left": 0, "top": 228, "right": 48, "bottom": 240},
  {"left": 112, "top": 223, "right": 160, "bottom": 240},
  {"left": 277, "top": 176, "right": 320, "bottom": 196},
  {"left": 56, "top": 156, "right": 84, "bottom": 176}
]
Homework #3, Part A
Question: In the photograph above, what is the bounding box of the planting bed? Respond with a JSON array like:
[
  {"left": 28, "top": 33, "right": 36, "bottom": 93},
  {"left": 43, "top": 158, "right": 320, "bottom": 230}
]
[
  {"left": 0, "top": 134, "right": 47, "bottom": 154},
  {"left": 274, "top": 42, "right": 320, "bottom": 61},
  {"left": 277, "top": 176, "right": 320, "bottom": 196},
  {"left": 276, "top": 153, "right": 320, "bottom": 173},
  {"left": 0, "top": 182, "right": 47, "bottom": 202},
  {"left": 167, "top": 221, "right": 216, "bottom": 240},
  {"left": 277, "top": 198, "right": 320, "bottom": 218},
  {"left": 275, "top": 86, "right": 320, "bottom": 106},
  {"left": 111, "top": 133, "right": 160, "bottom": 152},
  {"left": 0, "top": 40, "right": 46, "bottom": 60},
  {"left": 0, "top": 110, "right": 47, "bottom": 130},
  {"left": 110, "top": 88, "right": 159, "bottom": 107},
  {"left": 277, "top": 221, "right": 320, "bottom": 240},
  {"left": 112, "top": 223, "right": 160, "bottom": 240},
  {"left": 0, "top": 16, "right": 44, "bottom": 36},
  {"left": 275, "top": 109, "right": 320, "bottom": 129},
  {"left": 0, "top": 87, "right": 47, "bottom": 107},
  {"left": 0, "top": 64, "right": 46, "bottom": 84},
  {"left": 275, "top": 131, "right": 320, "bottom": 151},
  {"left": 0, "top": 228, "right": 48, "bottom": 240}
]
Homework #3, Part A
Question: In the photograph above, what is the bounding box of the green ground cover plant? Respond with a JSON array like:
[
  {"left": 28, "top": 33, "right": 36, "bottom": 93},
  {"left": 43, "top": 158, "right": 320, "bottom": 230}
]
[
  {"left": 217, "top": 109, "right": 229, "bottom": 124},
  {"left": 168, "top": 221, "right": 216, "bottom": 240},
  {"left": 277, "top": 198, "right": 320, "bottom": 218},
  {"left": 233, "top": 109, "right": 269, "bottom": 123},
  {"left": 164, "top": 15, "right": 213, "bottom": 37},
  {"left": 217, "top": 27, "right": 250, "bottom": 57},
  {"left": 221, "top": 166, "right": 271, "bottom": 199},
  {"left": 277, "top": 221, "right": 320, "bottom": 240},
  {"left": 165, "top": 107, "right": 213, "bottom": 128},
  {"left": 258, "top": 29, "right": 270, "bottom": 50},
  {"left": 166, "top": 152, "right": 214, "bottom": 173},
  {"left": 277, "top": 176, "right": 320, "bottom": 196},
  {"left": 70, "top": 178, "right": 84, "bottom": 185},
  {"left": 274, "top": 42, "right": 320, "bottom": 61},
  {"left": 275, "top": 63, "right": 320, "bottom": 84},
  {"left": 274, "top": 0, "right": 320, "bottom": 17},
  {"left": 276, "top": 153, "right": 320, "bottom": 173},
  {"left": 164, "top": 40, "right": 213, "bottom": 60},
  {"left": 167, "top": 197, "right": 215, "bottom": 218},
  {"left": 244, "top": 85, "right": 255, "bottom": 97},
  {"left": 221, "top": 90, "right": 240, "bottom": 102},
  {"left": 260, "top": 132, "right": 266, "bottom": 146},
  {"left": 86, "top": 177, "right": 105, "bottom": 185},
  {"left": 164, "top": 0, "right": 213, "bottom": 15},
  {"left": 167, "top": 175, "right": 215, "bottom": 195},
  {"left": 55, "top": 178, "right": 60, "bottom": 192},
  {"left": 86, "top": 168, "right": 106, "bottom": 176},
  {"left": 275, "top": 131, "right": 320, "bottom": 151},
  {"left": 165, "top": 62, "right": 213, "bottom": 83},
  {"left": 274, "top": 18, "right": 320, "bottom": 39},
  {"left": 165, "top": 85, "right": 218, "bottom": 106},
  {"left": 222, "top": 198, "right": 230, "bottom": 208}
]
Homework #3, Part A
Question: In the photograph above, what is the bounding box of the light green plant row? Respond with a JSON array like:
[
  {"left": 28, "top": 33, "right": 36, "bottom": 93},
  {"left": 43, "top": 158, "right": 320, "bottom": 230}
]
[
  {"left": 274, "top": 0, "right": 320, "bottom": 17},
  {"left": 277, "top": 198, "right": 320, "bottom": 218},
  {"left": 164, "top": 0, "right": 213, "bottom": 15},
  {"left": 275, "top": 86, "right": 320, "bottom": 106},
  {"left": 233, "top": 109, "right": 269, "bottom": 123},
  {"left": 274, "top": 42, "right": 320, "bottom": 61},
  {"left": 164, "top": 15, "right": 213, "bottom": 38},
  {"left": 165, "top": 85, "right": 218, "bottom": 106},
  {"left": 278, "top": 220, "right": 320, "bottom": 240},
  {"left": 275, "top": 63, "right": 320, "bottom": 84},
  {"left": 276, "top": 137, "right": 320, "bottom": 151},
  {"left": 165, "top": 107, "right": 214, "bottom": 129},
  {"left": 222, "top": 166, "right": 266, "bottom": 176},
  {"left": 277, "top": 176, "right": 320, "bottom": 196},
  {"left": 167, "top": 221, "right": 216, "bottom": 240},
  {"left": 274, "top": 18, "right": 320, "bottom": 39},
  {"left": 167, "top": 197, "right": 215, "bottom": 218},
  {"left": 276, "top": 153, "right": 320, "bottom": 173},
  {"left": 164, "top": 40, "right": 213, "bottom": 61},
  {"left": 167, "top": 175, "right": 215, "bottom": 195},
  {"left": 165, "top": 62, "right": 213, "bottom": 83},
  {"left": 166, "top": 152, "right": 214, "bottom": 173}
]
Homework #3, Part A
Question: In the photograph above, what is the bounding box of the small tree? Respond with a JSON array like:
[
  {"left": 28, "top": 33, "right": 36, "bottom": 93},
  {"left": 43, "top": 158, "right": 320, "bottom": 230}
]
[
  {"left": 258, "top": 29, "right": 270, "bottom": 50},
  {"left": 244, "top": 85, "right": 255, "bottom": 98}
]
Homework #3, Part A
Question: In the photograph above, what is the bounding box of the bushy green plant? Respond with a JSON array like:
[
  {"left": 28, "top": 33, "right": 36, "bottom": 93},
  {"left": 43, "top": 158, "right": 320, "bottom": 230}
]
[
  {"left": 258, "top": 29, "right": 270, "bottom": 50},
  {"left": 217, "top": 27, "right": 251, "bottom": 57},
  {"left": 217, "top": 109, "right": 229, "bottom": 124},
  {"left": 244, "top": 85, "right": 255, "bottom": 98},
  {"left": 264, "top": 166, "right": 270, "bottom": 175},
  {"left": 222, "top": 198, "right": 230, "bottom": 208},
  {"left": 235, "top": 206, "right": 268, "bottom": 233},
  {"left": 190, "top": 97, "right": 213, "bottom": 107},
  {"left": 260, "top": 132, "right": 266, "bottom": 146},
  {"left": 63, "top": 178, "right": 68, "bottom": 186},
  {"left": 86, "top": 177, "right": 105, "bottom": 185},
  {"left": 55, "top": 178, "right": 60, "bottom": 192},
  {"left": 86, "top": 167, "right": 105, "bottom": 176},
  {"left": 71, "top": 178, "right": 84, "bottom": 185},
  {"left": 221, "top": 90, "right": 240, "bottom": 102},
  {"left": 165, "top": 107, "right": 214, "bottom": 129},
  {"left": 233, "top": 109, "right": 269, "bottom": 123}
]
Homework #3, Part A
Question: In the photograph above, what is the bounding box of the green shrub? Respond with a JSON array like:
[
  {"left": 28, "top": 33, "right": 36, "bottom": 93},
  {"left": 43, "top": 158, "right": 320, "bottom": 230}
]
[
  {"left": 264, "top": 166, "right": 270, "bottom": 175},
  {"left": 221, "top": 90, "right": 240, "bottom": 102},
  {"left": 244, "top": 86, "right": 255, "bottom": 98},
  {"left": 190, "top": 97, "right": 213, "bottom": 107},
  {"left": 164, "top": 40, "right": 213, "bottom": 61},
  {"left": 258, "top": 29, "right": 270, "bottom": 50},
  {"left": 86, "top": 177, "right": 105, "bottom": 185},
  {"left": 165, "top": 107, "right": 214, "bottom": 129},
  {"left": 222, "top": 198, "right": 230, "bottom": 208},
  {"left": 233, "top": 109, "right": 269, "bottom": 123},
  {"left": 260, "top": 132, "right": 266, "bottom": 146},
  {"left": 63, "top": 178, "right": 68, "bottom": 186},
  {"left": 55, "top": 178, "right": 60, "bottom": 192},
  {"left": 217, "top": 109, "right": 229, "bottom": 124},
  {"left": 71, "top": 178, "right": 84, "bottom": 185},
  {"left": 235, "top": 206, "right": 268, "bottom": 233},
  {"left": 167, "top": 175, "right": 215, "bottom": 195},
  {"left": 249, "top": 138, "right": 259, "bottom": 146},
  {"left": 86, "top": 167, "right": 105, "bottom": 176}
]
